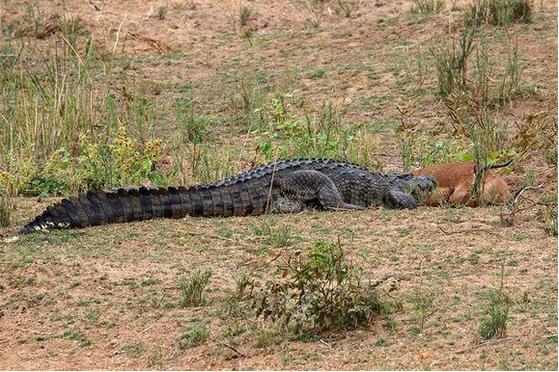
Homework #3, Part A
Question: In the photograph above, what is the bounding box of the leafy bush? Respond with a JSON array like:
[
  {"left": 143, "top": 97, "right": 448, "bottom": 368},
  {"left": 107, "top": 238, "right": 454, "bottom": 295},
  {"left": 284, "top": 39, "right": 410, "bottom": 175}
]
[
  {"left": 79, "top": 125, "right": 165, "bottom": 190},
  {"left": 254, "top": 240, "right": 395, "bottom": 334},
  {"left": 22, "top": 147, "right": 72, "bottom": 196},
  {"left": 5, "top": 126, "right": 166, "bottom": 197},
  {"left": 257, "top": 95, "right": 358, "bottom": 160}
]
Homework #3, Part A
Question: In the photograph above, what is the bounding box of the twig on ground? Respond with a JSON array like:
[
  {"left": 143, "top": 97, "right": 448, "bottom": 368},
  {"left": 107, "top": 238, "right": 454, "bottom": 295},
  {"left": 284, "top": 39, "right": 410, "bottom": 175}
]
[
  {"left": 218, "top": 340, "right": 247, "bottom": 357},
  {"left": 371, "top": 273, "right": 395, "bottom": 288},
  {"left": 456, "top": 336, "right": 517, "bottom": 354},
  {"left": 438, "top": 226, "right": 500, "bottom": 237},
  {"left": 244, "top": 251, "right": 283, "bottom": 269},
  {"left": 185, "top": 231, "right": 249, "bottom": 246},
  {"left": 140, "top": 324, "right": 155, "bottom": 334}
]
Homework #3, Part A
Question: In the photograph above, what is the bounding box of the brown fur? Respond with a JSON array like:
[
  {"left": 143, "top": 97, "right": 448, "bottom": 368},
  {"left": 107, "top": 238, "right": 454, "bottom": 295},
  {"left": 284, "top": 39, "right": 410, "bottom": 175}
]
[{"left": 411, "top": 162, "right": 510, "bottom": 207}]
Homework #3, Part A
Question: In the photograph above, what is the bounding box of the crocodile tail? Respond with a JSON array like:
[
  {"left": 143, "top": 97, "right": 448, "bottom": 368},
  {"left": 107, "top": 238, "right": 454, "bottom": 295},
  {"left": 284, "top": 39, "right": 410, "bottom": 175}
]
[
  {"left": 17, "top": 179, "right": 269, "bottom": 233},
  {"left": 18, "top": 186, "right": 195, "bottom": 234}
]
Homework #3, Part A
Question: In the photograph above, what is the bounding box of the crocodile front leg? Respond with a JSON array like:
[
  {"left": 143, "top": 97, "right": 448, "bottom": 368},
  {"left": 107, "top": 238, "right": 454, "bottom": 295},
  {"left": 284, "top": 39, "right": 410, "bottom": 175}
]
[
  {"left": 274, "top": 170, "right": 365, "bottom": 211},
  {"left": 383, "top": 190, "right": 418, "bottom": 209}
]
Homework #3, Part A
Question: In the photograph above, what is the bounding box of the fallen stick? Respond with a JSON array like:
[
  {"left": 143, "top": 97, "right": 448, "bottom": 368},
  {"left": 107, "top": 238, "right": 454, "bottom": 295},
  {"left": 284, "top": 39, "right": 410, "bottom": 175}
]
[
  {"left": 185, "top": 231, "right": 249, "bottom": 247},
  {"left": 218, "top": 341, "right": 247, "bottom": 357},
  {"left": 456, "top": 336, "right": 517, "bottom": 354},
  {"left": 438, "top": 226, "right": 501, "bottom": 237}
]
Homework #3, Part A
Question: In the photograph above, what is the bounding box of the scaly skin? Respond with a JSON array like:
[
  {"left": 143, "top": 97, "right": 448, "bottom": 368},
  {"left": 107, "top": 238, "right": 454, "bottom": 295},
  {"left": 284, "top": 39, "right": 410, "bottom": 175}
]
[{"left": 19, "top": 158, "right": 437, "bottom": 233}]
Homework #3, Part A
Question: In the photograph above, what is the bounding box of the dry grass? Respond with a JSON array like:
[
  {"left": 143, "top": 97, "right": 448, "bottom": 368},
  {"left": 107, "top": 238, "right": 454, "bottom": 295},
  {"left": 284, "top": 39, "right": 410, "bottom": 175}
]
[{"left": 1, "top": 201, "right": 557, "bottom": 369}]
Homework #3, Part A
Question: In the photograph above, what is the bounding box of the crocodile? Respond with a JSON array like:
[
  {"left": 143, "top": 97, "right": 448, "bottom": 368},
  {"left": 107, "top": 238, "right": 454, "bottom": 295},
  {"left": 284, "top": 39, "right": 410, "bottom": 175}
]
[{"left": 19, "top": 158, "right": 437, "bottom": 234}]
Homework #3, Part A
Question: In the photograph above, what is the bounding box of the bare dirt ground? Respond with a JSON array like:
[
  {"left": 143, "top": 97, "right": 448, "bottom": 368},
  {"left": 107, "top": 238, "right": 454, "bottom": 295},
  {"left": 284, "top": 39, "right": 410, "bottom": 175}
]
[{"left": 0, "top": 0, "right": 558, "bottom": 370}]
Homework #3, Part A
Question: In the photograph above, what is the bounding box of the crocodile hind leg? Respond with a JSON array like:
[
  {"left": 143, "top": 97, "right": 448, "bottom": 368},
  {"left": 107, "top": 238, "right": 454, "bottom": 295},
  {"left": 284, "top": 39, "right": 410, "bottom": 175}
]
[
  {"left": 275, "top": 197, "right": 304, "bottom": 213},
  {"left": 274, "top": 170, "right": 364, "bottom": 211}
]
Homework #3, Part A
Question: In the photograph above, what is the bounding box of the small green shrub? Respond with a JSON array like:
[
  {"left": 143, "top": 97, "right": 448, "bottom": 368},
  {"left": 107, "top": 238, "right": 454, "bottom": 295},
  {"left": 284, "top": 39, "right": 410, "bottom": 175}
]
[
  {"left": 0, "top": 190, "right": 11, "bottom": 227},
  {"left": 465, "top": 0, "right": 532, "bottom": 27},
  {"left": 238, "top": 74, "right": 266, "bottom": 132},
  {"left": 335, "top": 0, "right": 358, "bottom": 18},
  {"left": 250, "top": 220, "right": 296, "bottom": 247},
  {"left": 411, "top": 0, "right": 445, "bottom": 14},
  {"left": 239, "top": 5, "right": 253, "bottom": 26},
  {"left": 78, "top": 126, "right": 166, "bottom": 191},
  {"left": 478, "top": 288, "right": 511, "bottom": 340},
  {"left": 430, "top": 27, "right": 475, "bottom": 98},
  {"left": 539, "top": 193, "right": 558, "bottom": 237},
  {"left": 22, "top": 147, "right": 72, "bottom": 196},
  {"left": 254, "top": 240, "right": 396, "bottom": 334},
  {"left": 430, "top": 28, "right": 520, "bottom": 103},
  {"left": 156, "top": 6, "right": 168, "bottom": 20},
  {"left": 178, "top": 323, "right": 210, "bottom": 348},
  {"left": 225, "top": 271, "right": 257, "bottom": 317},
  {"left": 175, "top": 96, "right": 210, "bottom": 144},
  {"left": 177, "top": 270, "right": 212, "bottom": 307}
]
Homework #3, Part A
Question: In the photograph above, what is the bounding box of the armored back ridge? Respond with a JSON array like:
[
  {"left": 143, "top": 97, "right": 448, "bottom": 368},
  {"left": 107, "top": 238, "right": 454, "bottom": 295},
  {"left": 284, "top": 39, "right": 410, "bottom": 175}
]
[{"left": 19, "top": 158, "right": 437, "bottom": 233}]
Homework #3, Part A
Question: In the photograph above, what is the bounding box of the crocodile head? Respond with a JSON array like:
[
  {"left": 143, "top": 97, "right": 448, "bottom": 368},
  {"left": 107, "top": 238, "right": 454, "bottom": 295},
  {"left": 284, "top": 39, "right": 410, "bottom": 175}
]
[
  {"left": 376, "top": 173, "right": 437, "bottom": 209},
  {"left": 405, "top": 174, "right": 438, "bottom": 203},
  {"left": 385, "top": 173, "right": 438, "bottom": 203}
]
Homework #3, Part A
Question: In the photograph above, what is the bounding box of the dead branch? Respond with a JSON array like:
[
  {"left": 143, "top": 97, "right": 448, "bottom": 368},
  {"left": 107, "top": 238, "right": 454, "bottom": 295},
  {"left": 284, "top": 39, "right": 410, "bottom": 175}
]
[{"left": 218, "top": 340, "right": 247, "bottom": 357}]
